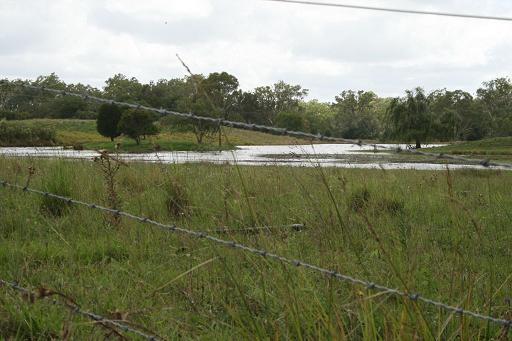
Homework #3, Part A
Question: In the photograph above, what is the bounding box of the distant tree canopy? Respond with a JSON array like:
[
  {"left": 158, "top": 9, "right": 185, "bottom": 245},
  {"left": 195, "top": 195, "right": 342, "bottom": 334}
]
[
  {"left": 44, "top": 96, "right": 87, "bottom": 119},
  {"left": 387, "top": 88, "right": 431, "bottom": 148},
  {"left": 201, "top": 72, "right": 239, "bottom": 119},
  {"left": 276, "top": 111, "right": 304, "bottom": 131},
  {"left": 300, "top": 100, "right": 335, "bottom": 136},
  {"left": 2, "top": 73, "right": 512, "bottom": 145},
  {"left": 104, "top": 74, "right": 144, "bottom": 103},
  {"left": 476, "top": 77, "right": 512, "bottom": 137},
  {"left": 333, "top": 90, "right": 380, "bottom": 139},
  {"left": 428, "top": 89, "right": 480, "bottom": 141}
]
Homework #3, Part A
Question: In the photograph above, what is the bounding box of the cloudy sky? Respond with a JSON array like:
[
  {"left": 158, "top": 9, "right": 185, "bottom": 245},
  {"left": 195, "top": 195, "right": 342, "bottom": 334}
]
[{"left": 1, "top": 0, "right": 511, "bottom": 101}]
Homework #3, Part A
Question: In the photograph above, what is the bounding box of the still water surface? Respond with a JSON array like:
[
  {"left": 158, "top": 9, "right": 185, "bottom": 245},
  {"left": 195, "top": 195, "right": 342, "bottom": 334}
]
[{"left": 0, "top": 144, "right": 498, "bottom": 171}]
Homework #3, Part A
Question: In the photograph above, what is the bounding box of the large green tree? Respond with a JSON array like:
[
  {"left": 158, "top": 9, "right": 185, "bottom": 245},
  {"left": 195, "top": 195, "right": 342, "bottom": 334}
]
[
  {"left": 275, "top": 111, "right": 305, "bottom": 131},
  {"left": 44, "top": 96, "right": 87, "bottom": 118},
  {"left": 476, "top": 77, "right": 512, "bottom": 137},
  {"left": 171, "top": 74, "right": 221, "bottom": 144},
  {"left": 387, "top": 88, "right": 432, "bottom": 148},
  {"left": 104, "top": 74, "right": 143, "bottom": 102},
  {"left": 428, "top": 89, "right": 481, "bottom": 140},
  {"left": 253, "top": 81, "right": 308, "bottom": 125},
  {"left": 233, "top": 90, "right": 260, "bottom": 123},
  {"left": 201, "top": 72, "right": 239, "bottom": 119},
  {"left": 140, "top": 78, "right": 187, "bottom": 111},
  {"left": 96, "top": 103, "right": 123, "bottom": 141},
  {"left": 300, "top": 100, "right": 336, "bottom": 136},
  {"left": 332, "top": 90, "right": 380, "bottom": 139},
  {"left": 118, "top": 109, "right": 159, "bottom": 145}
]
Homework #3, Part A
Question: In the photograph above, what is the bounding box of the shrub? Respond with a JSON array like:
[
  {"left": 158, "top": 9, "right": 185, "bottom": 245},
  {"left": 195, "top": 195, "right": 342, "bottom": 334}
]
[
  {"left": 118, "top": 109, "right": 159, "bottom": 144},
  {"left": 76, "top": 110, "right": 98, "bottom": 119},
  {"left": 0, "top": 111, "right": 34, "bottom": 120},
  {"left": 0, "top": 120, "right": 56, "bottom": 146},
  {"left": 96, "top": 104, "right": 122, "bottom": 141}
]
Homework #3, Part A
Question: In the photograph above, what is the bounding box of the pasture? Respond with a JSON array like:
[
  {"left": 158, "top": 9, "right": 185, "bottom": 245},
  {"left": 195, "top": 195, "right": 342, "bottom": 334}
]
[{"left": 1, "top": 156, "right": 511, "bottom": 339}]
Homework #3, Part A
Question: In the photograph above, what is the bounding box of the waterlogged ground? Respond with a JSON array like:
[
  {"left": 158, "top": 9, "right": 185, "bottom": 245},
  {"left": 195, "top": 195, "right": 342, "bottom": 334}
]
[{"left": 0, "top": 143, "right": 502, "bottom": 170}]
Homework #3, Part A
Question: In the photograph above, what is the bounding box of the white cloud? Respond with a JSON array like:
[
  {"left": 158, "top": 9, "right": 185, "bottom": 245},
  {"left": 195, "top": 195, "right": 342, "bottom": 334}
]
[
  {"left": 0, "top": 0, "right": 511, "bottom": 100},
  {"left": 103, "top": 0, "right": 212, "bottom": 20}
]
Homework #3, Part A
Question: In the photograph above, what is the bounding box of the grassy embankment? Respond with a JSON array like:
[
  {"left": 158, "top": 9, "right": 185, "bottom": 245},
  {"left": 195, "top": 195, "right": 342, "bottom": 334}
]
[
  {"left": 0, "top": 119, "right": 306, "bottom": 152},
  {"left": 261, "top": 138, "right": 512, "bottom": 164},
  {"left": 1, "top": 156, "right": 511, "bottom": 339},
  {"left": 428, "top": 137, "right": 512, "bottom": 161}
]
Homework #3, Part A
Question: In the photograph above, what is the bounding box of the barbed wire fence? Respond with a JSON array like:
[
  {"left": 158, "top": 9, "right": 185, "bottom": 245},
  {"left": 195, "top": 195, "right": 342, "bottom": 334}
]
[
  {"left": 1, "top": 81, "right": 511, "bottom": 336},
  {"left": 1, "top": 179, "right": 510, "bottom": 330},
  {"left": 0, "top": 279, "right": 163, "bottom": 340},
  {"left": 5, "top": 82, "right": 512, "bottom": 170}
]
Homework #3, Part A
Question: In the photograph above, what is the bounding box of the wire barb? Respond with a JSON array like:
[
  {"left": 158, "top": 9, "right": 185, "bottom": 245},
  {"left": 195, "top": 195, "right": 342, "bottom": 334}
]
[{"left": 1, "top": 180, "right": 510, "bottom": 329}]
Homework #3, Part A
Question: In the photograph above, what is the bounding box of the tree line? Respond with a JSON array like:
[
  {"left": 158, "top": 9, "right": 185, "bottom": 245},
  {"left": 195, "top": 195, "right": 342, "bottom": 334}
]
[{"left": 1, "top": 73, "right": 511, "bottom": 147}]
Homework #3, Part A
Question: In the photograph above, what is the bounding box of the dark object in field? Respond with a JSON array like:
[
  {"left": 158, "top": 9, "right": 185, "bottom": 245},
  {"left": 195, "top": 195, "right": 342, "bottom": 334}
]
[
  {"left": 165, "top": 178, "right": 190, "bottom": 218},
  {"left": 348, "top": 187, "right": 371, "bottom": 212}
]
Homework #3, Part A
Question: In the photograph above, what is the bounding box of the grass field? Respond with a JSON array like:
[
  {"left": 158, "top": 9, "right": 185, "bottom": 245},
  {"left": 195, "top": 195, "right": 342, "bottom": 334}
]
[
  {"left": 428, "top": 137, "right": 512, "bottom": 160},
  {"left": 1, "top": 156, "right": 511, "bottom": 339},
  {"left": 10, "top": 119, "right": 307, "bottom": 152}
]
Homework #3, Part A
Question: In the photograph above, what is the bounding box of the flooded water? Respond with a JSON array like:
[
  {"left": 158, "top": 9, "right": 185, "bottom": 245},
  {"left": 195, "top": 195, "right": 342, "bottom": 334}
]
[{"left": 0, "top": 144, "right": 499, "bottom": 171}]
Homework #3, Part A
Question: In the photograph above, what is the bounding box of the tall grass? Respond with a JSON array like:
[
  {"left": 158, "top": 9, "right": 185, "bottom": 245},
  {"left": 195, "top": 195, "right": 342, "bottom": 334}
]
[{"left": 0, "top": 157, "right": 511, "bottom": 339}]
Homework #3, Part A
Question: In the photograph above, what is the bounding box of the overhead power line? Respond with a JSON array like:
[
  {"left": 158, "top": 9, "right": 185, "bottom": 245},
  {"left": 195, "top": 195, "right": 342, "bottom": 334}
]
[{"left": 263, "top": 0, "right": 512, "bottom": 22}]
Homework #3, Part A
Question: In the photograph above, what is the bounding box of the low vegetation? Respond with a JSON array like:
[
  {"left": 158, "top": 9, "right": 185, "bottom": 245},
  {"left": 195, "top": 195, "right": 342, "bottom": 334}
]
[
  {"left": 429, "top": 137, "right": 512, "bottom": 159},
  {"left": 0, "top": 120, "right": 56, "bottom": 146},
  {"left": 1, "top": 156, "right": 511, "bottom": 339},
  {"left": 1, "top": 119, "right": 306, "bottom": 152}
]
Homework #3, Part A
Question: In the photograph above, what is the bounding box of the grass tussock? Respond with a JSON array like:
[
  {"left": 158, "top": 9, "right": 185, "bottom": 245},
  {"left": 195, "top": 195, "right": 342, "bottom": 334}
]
[
  {"left": 0, "top": 157, "right": 511, "bottom": 339},
  {"left": 39, "top": 163, "right": 73, "bottom": 217}
]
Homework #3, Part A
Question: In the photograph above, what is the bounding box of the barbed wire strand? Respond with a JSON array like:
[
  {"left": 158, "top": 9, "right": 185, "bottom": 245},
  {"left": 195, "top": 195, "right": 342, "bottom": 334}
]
[
  {"left": 0, "top": 279, "right": 163, "bottom": 340},
  {"left": 263, "top": 0, "right": 512, "bottom": 22},
  {"left": 8, "top": 83, "right": 511, "bottom": 170},
  {"left": 208, "top": 223, "right": 305, "bottom": 234},
  {"left": 208, "top": 223, "right": 305, "bottom": 233},
  {"left": 1, "top": 180, "right": 510, "bottom": 329}
]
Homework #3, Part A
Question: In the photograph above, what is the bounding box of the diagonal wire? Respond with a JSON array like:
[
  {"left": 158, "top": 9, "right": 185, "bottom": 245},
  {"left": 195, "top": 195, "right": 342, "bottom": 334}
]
[
  {"left": 1, "top": 180, "right": 510, "bottom": 329},
  {"left": 207, "top": 223, "right": 305, "bottom": 234},
  {"left": 7, "top": 83, "right": 512, "bottom": 170},
  {"left": 263, "top": 0, "right": 512, "bottom": 22},
  {"left": 0, "top": 279, "right": 163, "bottom": 340}
]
